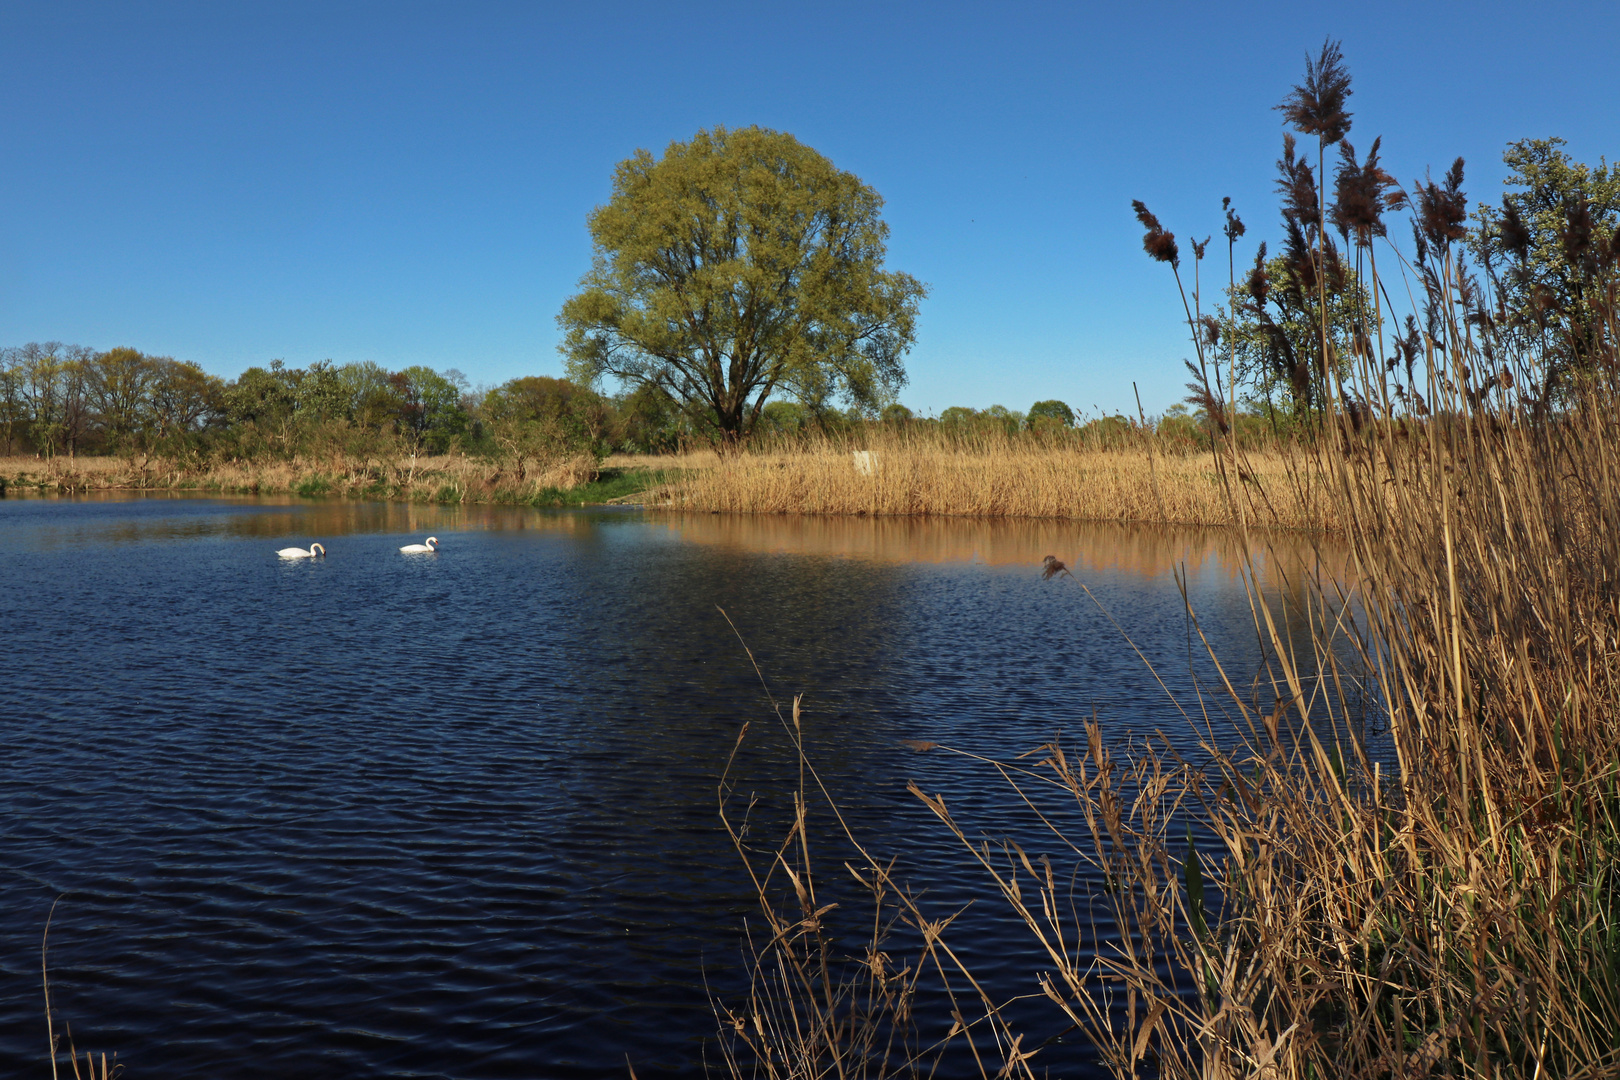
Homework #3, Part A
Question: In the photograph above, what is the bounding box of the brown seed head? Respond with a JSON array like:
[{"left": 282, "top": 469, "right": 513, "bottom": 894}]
[
  {"left": 1041, "top": 555, "right": 1074, "bottom": 580},
  {"left": 1562, "top": 196, "right": 1597, "bottom": 275},
  {"left": 1133, "top": 200, "right": 1180, "bottom": 267},
  {"left": 1277, "top": 38, "right": 1354, "bottom": 147},
  {"left": 1416, "top": 158, "right": 1469, "bottom": 249},
  {"left": 1276, "top": 134, "right": 1322, "bottom": 230},
  {"left": 1247, "top": 243, "right": 1270, "bottom": 306},
  {"left": 1332, "top": 136, "right": 1400, "bottom": 247},
  {"left": 1224, "top": 200, "right": 1247, "bottom": 245},
  {"left": 1498, "top": 197, "right": 1531, "bottom": 261}
]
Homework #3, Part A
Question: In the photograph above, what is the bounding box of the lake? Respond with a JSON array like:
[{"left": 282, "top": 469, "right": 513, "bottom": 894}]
[{"left": 0, "top": 495, "right": 1332, "bottom": 1078}]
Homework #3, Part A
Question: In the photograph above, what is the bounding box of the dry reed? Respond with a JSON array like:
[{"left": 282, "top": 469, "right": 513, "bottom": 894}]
[
  {"left": 43, "top": 901, "right": 120, "bottom": 1080},
  {"left": 723, "top": 376, "right": 1620, "bottom": 1079},
  {"left": 669, "top": 429, "right": 1334, "bottom": 530},
  {"left": 0, "top": 450, "right": 602, "bottom": 504},
  {"left": 713, "top": 616, "right": 1045, "bottom": 1079},
  {"left": 897, "top": 379, "right": 1620, "bottom": 1079},
  {"left": 722, "top": 46, "right": 1620, "bottom": 1076}
]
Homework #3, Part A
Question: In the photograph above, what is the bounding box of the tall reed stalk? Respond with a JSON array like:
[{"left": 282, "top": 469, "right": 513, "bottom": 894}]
[
  {"left": 721, "top": 44, "right": 1620, "bottom": 1079},
  {"left": 922, "top": 43, "right": 1620, "bottom": 1078},
  {"left": 713, "top": 615, "right": 1043, "bottom": 1078}
]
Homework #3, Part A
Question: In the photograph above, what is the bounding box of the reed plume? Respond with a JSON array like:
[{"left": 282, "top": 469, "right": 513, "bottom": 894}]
[
  {"left": 1276, "top": 37, "right": 1353, "bottom": 149},
  {"left": 1133, "top": 200, "right": 1180, "bottom": 266}
]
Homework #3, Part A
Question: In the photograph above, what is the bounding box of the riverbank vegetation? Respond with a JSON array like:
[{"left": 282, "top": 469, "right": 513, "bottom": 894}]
[
  {"left": 716, "top": 40, "right": 1620, "bottom": 1079},
  {"left": 0, "top": 339, "right": 1281, "bottom": 518},
  {"left": 666, "top": 425, "right": 1333, "bottom": 528},
  {"left": 0, "top": 340, "right": 1329, "bottom": 523},
  {"left": 0, "top": 450, "right": 660, "bottom": 507}
]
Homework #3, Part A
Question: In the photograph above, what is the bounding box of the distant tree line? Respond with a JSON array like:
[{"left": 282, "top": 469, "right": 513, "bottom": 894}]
[
  {"left": 0, "top": 346, "right": 701, "bottom": 466},
  {"left": 0, "top": 343, "right": 1217, "bottom": 466}
]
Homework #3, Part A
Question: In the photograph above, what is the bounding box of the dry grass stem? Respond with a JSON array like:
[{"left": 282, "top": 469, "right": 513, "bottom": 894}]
[{"left": 667, "top": 428, "right": 1331, "bottom": 529}]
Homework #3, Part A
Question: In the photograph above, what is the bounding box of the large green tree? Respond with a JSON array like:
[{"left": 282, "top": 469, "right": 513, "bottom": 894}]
[{"left": 558, "top": 125, "right": 926, "bottom": 447}]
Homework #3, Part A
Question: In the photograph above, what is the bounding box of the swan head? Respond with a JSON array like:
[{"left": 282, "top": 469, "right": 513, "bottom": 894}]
[
  {"left": 426, "top": 537, "right": 439, "bottom": 549},
  {"left": 312, "top": 543, "right": 326, "bottom": 557}
]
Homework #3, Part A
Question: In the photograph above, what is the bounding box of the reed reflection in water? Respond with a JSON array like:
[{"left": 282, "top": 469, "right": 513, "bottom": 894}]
[{"left": 0, "top": 495, "right": 1341, "bottom": 1078}]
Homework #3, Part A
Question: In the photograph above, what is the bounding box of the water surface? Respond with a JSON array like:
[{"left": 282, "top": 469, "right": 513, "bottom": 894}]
[{"left": 0, "top": 496, "right": 1335, "bottom": 1077}]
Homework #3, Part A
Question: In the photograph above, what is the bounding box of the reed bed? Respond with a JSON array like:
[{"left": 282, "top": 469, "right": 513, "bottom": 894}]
[
  {"left": 0, "top": 450, "right": 605, "bottom": 505},
  {"left": 717, "top": 44, "right": 1620, "bottom": 1079},
  {"left": 669, "top": 431, "right": 1334, "bottom": 530},
  {"left": 928, "top": 385, "right": 1620, "bottom": 1080},
  {"left": 721, "top": 386, "right": 1620, "bottom": 1080}
]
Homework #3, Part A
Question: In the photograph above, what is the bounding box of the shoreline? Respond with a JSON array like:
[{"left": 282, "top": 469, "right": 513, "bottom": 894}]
[{"left": 0, "top": 444, "right": 1331, "bottom": 529}]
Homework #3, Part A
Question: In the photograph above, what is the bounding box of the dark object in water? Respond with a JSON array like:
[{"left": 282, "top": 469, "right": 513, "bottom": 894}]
[{"left": 1041, "top": 555, "right": 1074, "bottom": 580}]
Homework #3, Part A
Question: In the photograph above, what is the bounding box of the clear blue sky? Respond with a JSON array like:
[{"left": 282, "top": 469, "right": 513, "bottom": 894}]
[{"left": 1, "top": 1, "right": 1615, "bottom": 416}]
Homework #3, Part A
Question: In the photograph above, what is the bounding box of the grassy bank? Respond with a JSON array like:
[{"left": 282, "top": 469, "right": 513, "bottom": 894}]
[
  {"left": 2, "top": 434, "right": 1342, "bottom": 530},
  {"left": 0, "top": 453, "right": 676, "bottom": 508}
]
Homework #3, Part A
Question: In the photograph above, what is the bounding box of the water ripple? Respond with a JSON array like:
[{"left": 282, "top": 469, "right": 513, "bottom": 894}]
[{"left": 0, "top": 496, "right": 1328, "bottom": 1078}]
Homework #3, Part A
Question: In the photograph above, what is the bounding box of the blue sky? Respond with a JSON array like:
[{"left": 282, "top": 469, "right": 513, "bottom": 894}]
[{"left": 1, "top": 1, "right": 1615, "bottom": 416}]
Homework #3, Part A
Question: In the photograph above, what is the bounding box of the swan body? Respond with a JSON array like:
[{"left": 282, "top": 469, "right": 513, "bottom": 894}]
[
  {"left": 400, "top": 536, "right": 439, "bottom": 554},
  {"left": 278, "top": 543, "right": 326, "bottom": 560}
]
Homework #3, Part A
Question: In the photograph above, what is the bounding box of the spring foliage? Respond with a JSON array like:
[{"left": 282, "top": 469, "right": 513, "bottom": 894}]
[{"left": 558, "top": 126, "right": 926, "bottom": 447}]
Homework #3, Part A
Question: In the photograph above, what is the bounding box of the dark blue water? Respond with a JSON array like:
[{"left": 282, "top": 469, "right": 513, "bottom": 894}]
[{"left": 0, "top": 495, "right": 1323, "bottom": 1078}]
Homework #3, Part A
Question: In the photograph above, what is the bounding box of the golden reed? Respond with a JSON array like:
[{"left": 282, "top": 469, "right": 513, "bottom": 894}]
[{"left": 666, "top": 428, "right": 1335, "bottom": 530}]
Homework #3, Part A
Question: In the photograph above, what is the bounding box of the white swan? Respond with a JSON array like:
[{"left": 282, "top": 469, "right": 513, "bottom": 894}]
[
  {"left": 278, "top": 542, "right": 326, "bottom": 559},
  {"left": 400, "top": 536, "right": 439, "bottom": 554}
]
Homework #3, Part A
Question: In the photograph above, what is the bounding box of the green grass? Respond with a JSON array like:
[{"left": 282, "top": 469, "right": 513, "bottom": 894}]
[
  {"left": 293, "top": 474, "right": 333, "bottom": 497},
  {"left": 524, "top": 466, "right": 672, "bottom": 507}
]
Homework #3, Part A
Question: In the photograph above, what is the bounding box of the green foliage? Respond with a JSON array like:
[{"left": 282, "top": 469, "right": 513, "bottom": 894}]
[
  {"left": 0, "top": 343, "right": 224, "bottom": 458},
  {"left": 296, "top": 360, "right": 349, "bottom": 422},
  {"left": 758, "top": 400, "right": 810, "bottom": 436},
  {"left": 1224, "top": 253, "right": 1370, "bottom": 420},
  {"left": 1078, "top": 414, "right": 1134, "bottom": 447},
  {"left": 1472, "top": 137, "right": 1620, "bottom": 400},
  {"left": 335, "top": 361, "right": 403, "bottom": 429},
  {"left": 936, "top": 404, "right": 1024, "bottom": 438},
  {"left": 1026, "top": 399, "right": 1074, "bottom": 428},
  {"left": 294, "top": 474, "right": 333, "bottom": 497},
  {"left": 1155, "top": 403, "right": 1205, "bottom": 446},
  {"left": 397, "top": 366, "right": 468, "bottom": 453},
  {"left": 479, "top": 375, "right": 607, "bottom": 478},
  {"left": 984, "top": 404, "right": 1024, "bottom": 435},
  {"left": 215, "top": 359, "right": 477, "bottom": 460},
  {"left": 558, "top": 125, "right": 926, "bottom": 446},
  {"left": 0, "top": 342, "right": 97, "bottom": 456},
  {"left": 615, "top": 382, "right": 687, "bottom": 453},
  {"left": 526, "top": 466, "right": 672, "bottom": 507},
  {"left": 146, "top": 357, "right": 226, "bottom": 443},
  {"left": 483, "top": 376, "right": 607, "bottom": 444},
  {"left": 880, "top": 402, "right": 914, "bottom": 425},
  {"left": 223, "top": 364, "right": 302, "bottom": 457}
]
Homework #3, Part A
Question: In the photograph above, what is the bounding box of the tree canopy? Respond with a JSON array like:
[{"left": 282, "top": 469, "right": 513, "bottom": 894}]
[
  {"left": 1027, "top": 399, "right": 1075, "bottom": 428},
  {"left": 558, "top": 125, "right": 926, "bottom": 447},
  {"left": 1471, "top": 138, "right": 1620, "bottom": 401},
  {"left": 1, "top": 342, "right": 224, "bottom": 457}
]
